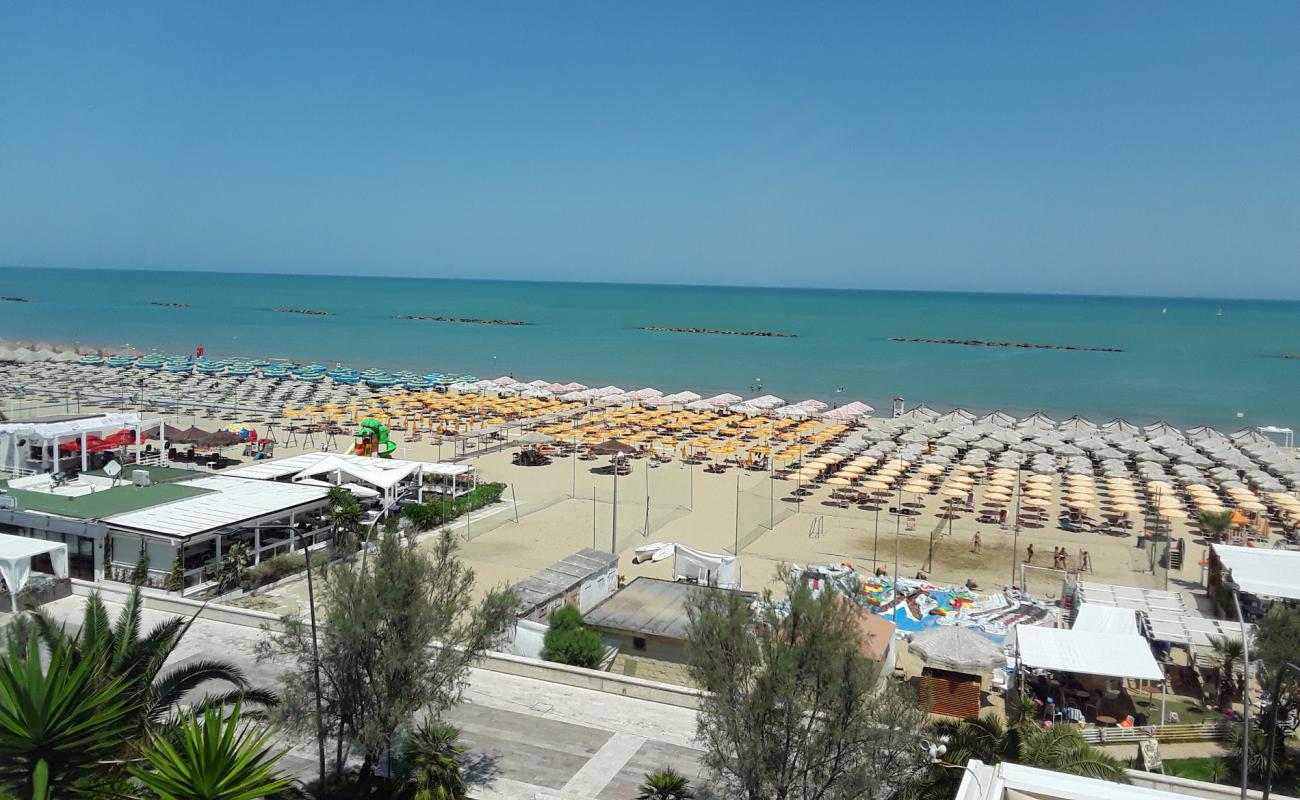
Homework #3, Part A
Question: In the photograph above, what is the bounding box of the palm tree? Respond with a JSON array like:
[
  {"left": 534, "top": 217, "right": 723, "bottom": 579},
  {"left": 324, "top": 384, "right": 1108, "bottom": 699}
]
[
  {"left": 0, "top": 633, "right": 136, "bottom": 798},
  {"left": 1210, "top": 636, "right": 1245, "bottom": 710},
  {"left": 636, "top": 767, "right": 695, "bottom": 800},
  {"left": 25, "top": 587, "right": 276, "bottom": 731},
  {"left": 129, "top": 701, "right": 290, "bottom": 800},
  {"left": 395, "top": 720, "right": 469, "bottom": 800},
  {"left": 328, "top": 487, "right": 364, "bottom": 553},
  {"left": 913, "top": 711, "right": 1130, "bottom": 799},
  {"left": 1198, "top": 509, "right": 1235, "bottom": 542}
]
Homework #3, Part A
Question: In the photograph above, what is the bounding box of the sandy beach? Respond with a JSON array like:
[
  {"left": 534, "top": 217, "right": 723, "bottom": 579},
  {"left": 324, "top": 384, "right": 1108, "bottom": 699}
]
[{"left": 4, "top": 357, "right": 1297, "bottom": 623}]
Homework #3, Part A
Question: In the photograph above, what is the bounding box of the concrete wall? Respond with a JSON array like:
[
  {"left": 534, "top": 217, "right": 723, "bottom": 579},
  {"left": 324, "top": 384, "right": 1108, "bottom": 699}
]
[
  {"left": 70, "top": 579, "right": 288, "bottom": 632},
  {"left": 475, "top": 649, "right": 704, "bottom": 710},
  {"left": 597, "top": 629, "right": 689, "bottom": 665},
  {"left": 68, "top": 579, "right": 704, "bottom": 709}
]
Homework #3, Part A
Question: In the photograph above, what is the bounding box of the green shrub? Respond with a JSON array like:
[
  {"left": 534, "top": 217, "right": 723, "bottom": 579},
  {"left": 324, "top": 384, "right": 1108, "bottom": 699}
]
[
  {"left": 401, "top": 482, "right": 508, "bottom": 532},
  {"left": 240, "top": 549, "right": 332, "bottom": 591},
  {"left": 542, "top": 604, "right": 606, "bottom": 669}
]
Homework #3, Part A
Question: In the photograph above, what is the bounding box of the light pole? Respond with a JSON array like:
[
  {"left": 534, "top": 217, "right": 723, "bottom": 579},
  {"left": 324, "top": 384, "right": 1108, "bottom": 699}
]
[
  {"left": 1010, "top": 466, "right": 1022, "bottom": 587},
  {"left": 893, "top": 481, "right": 902, "bottom": 623},
  {"left": 359, "top": 495, "right": 405, "bottom": 573},
  {"left": 1261, "top": 660, "right": 1300, "bottom": 800},
  {"left": 1225, "top": 579, "right": 1251, "bottom": 800},
  {"left": 295, "top": 526, "right": 326, "bottom": 784}
]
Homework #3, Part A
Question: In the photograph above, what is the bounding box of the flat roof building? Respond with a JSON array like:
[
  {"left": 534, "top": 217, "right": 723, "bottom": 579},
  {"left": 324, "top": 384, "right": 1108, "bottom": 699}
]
[
  {"left": 583, "top": 577, "right": 756, "bottom": 664},
  {"left": 513, "top": 548, "right": 619, "bottom": 622}
]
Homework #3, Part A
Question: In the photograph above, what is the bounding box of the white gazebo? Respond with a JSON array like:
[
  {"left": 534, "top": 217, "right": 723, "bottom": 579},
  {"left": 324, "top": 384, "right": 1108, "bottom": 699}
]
[{"left": 0, "top": 531, "right": 68, "bottom": 597}]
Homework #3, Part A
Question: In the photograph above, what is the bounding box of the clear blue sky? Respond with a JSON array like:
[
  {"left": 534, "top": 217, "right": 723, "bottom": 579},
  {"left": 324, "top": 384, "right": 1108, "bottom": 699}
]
[{"left": 2, "top": 2, "right": 1297, "bottom": 297}]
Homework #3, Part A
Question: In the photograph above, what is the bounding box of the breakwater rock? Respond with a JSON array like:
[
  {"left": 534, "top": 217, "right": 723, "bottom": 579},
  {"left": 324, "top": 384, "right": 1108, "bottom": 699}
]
[
  {"left": 890, "top": 337, "right": 1123, "bottom": 353},
  {"left": 151, "top": 302, "right": 191, "bottom": 308},
  {"left": 273, "top": 308, "right": 332, "bottom": 316},
  {"left": 642, "top": 326, "right": 798, "bottom": 338},
  {"left": 1283, "top": 354, "right": 1300, "bottom": 361},
  {"left": 1, "top": 296, "right": 31, "bottom": 303},
  {"left": 403, "top": 315, "right": 531, "bottom": 326}
]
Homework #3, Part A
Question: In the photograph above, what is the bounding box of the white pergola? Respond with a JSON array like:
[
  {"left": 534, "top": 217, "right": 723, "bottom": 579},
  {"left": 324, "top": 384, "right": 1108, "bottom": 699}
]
[
  {"left": 0, "top": 412, "right": 159, "bottom": 474},
  {"left": 0, "top": 532, "right": 68, "bottom": 597}
]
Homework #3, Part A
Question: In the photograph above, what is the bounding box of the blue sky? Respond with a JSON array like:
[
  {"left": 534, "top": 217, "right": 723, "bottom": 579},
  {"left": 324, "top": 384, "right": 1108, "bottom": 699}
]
[{"left": 1, "top": 3, "right": 1298, "bottom": 297}]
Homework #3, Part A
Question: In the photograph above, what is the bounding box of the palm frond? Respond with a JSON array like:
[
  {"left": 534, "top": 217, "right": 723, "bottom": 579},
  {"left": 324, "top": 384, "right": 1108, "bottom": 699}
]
[{"left": 149, "top": 658, "right": 254, "bottom": 711}]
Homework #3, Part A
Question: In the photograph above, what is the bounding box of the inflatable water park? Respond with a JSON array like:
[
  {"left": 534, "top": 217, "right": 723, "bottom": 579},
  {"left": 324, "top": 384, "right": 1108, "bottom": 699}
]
[{"left": 797, "top": 562, "right": 1060, "bottom": 640}]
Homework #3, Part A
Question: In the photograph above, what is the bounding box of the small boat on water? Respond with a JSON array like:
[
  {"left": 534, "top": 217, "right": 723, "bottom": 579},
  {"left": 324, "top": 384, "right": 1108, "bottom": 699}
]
[{"left": 78, "top": 354, "right": 104, "bottom": 366}]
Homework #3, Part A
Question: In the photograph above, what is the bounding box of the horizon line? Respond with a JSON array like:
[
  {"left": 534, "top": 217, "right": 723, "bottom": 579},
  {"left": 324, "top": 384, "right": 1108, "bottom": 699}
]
[{"left": 2, "top": 262, "right": 1296, "bottom": 304}]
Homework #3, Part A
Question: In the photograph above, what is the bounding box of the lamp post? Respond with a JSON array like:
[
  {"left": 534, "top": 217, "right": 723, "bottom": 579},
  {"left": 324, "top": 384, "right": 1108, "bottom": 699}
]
[
  {"left": 1010, "top": 466, "right": 1022, "bottom": 586},
  {"left": 1261, "top": 660, "right": 1300, "bottom": 800},
  {"left": 1224, "top": 579, "right": 1251, "bottom": 800},
  {"left": 359, "top": 494, "right": 405, "bottom": 573},
  {"left": 295, "top": 526, "right": 326, "bottom": 785}
]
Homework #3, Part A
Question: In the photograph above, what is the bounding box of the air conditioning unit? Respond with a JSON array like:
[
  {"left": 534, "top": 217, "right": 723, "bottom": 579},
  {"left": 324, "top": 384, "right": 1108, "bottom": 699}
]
[{"left": 132, "top": 470, "right": 153, "bottom": 487}]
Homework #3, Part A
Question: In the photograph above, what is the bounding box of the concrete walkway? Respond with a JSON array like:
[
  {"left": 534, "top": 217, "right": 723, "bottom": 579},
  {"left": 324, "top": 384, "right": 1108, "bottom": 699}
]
[{"left": 36, "top": 594, "right": 705, "bottom": 799}]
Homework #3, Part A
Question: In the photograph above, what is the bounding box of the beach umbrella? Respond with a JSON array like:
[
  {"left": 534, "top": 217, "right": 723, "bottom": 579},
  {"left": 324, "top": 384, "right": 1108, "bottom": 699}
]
[
  {"left": 908, "top": 627, "right": 1005, "bottom": 673},
  {"left": 592, "top": 439, "right": 636, "bottom": 455},
  {"left": 517, "top": 431, "right": 554, "bottom": 445},
  {"left": 825, "top": 477, "right": 853, "bottom": 487},
  {"left": 941, "top": 487, "right": 966, "bottom": 499},
  {"left": 1068, "top": 499, "right": 1094, "bottom": 510}
]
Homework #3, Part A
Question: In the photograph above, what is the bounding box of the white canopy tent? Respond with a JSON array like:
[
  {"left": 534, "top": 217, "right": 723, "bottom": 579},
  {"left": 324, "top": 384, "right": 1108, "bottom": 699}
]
[
  {"left": 1213, "top": 544, "right": 1300, "bottom": 601},
  {"left": 1016, "top": 626, "right": 1164, "bottom": 682},
  {"left": 0, "top": 532, "right": 68, "bottom": 597},
  {"left": 0, "top": 412, "right": 146, "bottom": 474},
  {"left": 1072, "top": 604, "right": 1140, "bottom": 636},
  {"left": 672, "top": 545, "right": 738, "bottom": 589}
]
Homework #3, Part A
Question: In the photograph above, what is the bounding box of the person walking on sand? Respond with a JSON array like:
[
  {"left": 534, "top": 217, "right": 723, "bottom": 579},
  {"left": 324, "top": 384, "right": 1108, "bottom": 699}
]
[
  {"left": 1025, "top": 543, "right": 1034, "bottom": 563},
  {"left": 972, "top": 530, "right": 982, "bottom": 553},
  {"left": 1080, "top": 549, "right": 1091, "bottom": 573}
]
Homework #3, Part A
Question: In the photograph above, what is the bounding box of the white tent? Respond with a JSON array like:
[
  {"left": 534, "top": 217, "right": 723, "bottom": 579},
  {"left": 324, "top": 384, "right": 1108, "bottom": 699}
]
[
  {"left": 0, "top": 532, "right": 69, "bottom": 597},
  {"left": 672, "top": 545, "right": 738, "bottom": 589},
  {"left": 1073, "top": 604, "right": 1140, "bottom": 636},
  {"left": 1213, "top": 544, "right": 1300, "bottom": 601},
  {"left": 1016, "top": 626, "right": 1164, "bottom": 681}
]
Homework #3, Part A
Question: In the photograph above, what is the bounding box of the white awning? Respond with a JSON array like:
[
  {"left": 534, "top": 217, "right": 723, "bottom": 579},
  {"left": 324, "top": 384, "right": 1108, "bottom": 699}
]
[
  {"left": 0, "top": 532, "right": 68, "bottom": 597},
  {"left": 1073, "top": 604, "right": 1140, "bottom": 636},
  {"left": 0, "top": 412, "right": 141, "bottom": 439},
  {"left": 1214, "top": 544, "right": 1300, "bottom": 601},
  {"left": 106, "top": 476, "right": 329, "bottom": 537},
  {"left": 1016, "top": 626, "right": 1164, "bottom": 681}
]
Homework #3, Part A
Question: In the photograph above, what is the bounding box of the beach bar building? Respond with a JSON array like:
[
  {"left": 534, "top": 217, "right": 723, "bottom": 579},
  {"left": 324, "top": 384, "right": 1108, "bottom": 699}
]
[
  {"left": 0, "top": 412, "right": 164, "bottom": 477},
  {"left": 0, "top": 466, "right": 331, "bottom": 593}
]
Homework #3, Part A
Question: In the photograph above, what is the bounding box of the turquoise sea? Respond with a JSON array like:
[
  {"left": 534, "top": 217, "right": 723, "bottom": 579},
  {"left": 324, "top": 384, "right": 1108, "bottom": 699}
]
[{"left": 1, "top": 267, "right": 1296, "bottom": 430}]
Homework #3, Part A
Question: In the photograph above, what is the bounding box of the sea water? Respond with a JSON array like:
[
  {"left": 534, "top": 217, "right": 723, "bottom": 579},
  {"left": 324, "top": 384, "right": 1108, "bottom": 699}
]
[{"left": 1, "top": 267, "right": 1296, "bottom": 430}]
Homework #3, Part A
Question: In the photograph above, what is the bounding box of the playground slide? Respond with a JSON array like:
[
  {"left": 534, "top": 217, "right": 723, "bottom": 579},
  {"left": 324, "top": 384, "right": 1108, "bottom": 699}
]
[{"left": 354, "top": 418, "right": 397, "bottom": 459}]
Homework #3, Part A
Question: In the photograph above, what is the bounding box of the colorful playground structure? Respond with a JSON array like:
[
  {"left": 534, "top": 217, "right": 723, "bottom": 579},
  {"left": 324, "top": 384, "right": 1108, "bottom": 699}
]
[{"left": 353, "top": 418, "right": 396, "bottom": 458}]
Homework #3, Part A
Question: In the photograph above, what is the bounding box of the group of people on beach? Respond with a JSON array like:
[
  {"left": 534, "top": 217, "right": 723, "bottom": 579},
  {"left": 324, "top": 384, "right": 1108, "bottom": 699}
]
[{"left": 970, "top": 531, "right": 1091, "bottom": 573}]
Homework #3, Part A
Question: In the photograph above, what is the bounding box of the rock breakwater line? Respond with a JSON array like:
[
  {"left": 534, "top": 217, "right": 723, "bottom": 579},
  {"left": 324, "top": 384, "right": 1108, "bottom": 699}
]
[
  {"left": 1, "top": 296, "right": 31, "bottom": 302},
  {"left": 641, "top": 326, "right": 798, "bottom": 338},
  {"left": 150, "top": 301, "right": 191, "bottom": 308},
  {"left": 402, "top": 315, "right": 531, "bottom": 326},
  {"left": 273, "top": 308, "right": 332, "bottom": 316},
  {"left": 890, "top": 337, "right": 1123, "bottom": 353}
]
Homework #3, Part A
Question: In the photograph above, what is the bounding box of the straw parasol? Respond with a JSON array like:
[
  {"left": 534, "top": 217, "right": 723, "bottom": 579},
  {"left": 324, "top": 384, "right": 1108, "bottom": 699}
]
[{"left": 908, "top": 627, "right": 1005, "bottom": 673}]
